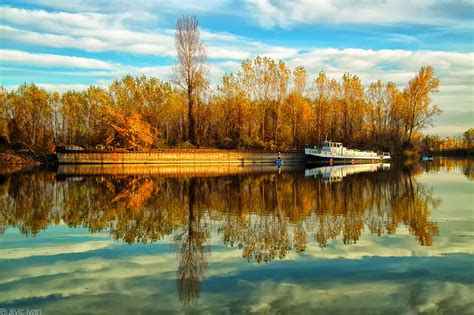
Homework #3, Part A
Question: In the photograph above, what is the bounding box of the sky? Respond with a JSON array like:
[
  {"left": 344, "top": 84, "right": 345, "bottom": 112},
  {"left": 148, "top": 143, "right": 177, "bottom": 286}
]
[{"left": 0, "top": 0, "right": 473, "bottom": 136}]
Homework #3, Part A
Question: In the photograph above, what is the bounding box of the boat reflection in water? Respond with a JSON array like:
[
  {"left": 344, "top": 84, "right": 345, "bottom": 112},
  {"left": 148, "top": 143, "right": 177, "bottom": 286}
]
[
  {"left": 305, "top": 163, "right": 391, "bottom": 182},
  {"left": 0, "top": 161, "right": 449, "bottom": 306}
]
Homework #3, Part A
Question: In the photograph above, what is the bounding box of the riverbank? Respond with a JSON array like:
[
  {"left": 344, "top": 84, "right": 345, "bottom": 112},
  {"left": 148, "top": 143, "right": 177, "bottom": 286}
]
[
  {"left": 429, "top": 150, "right": 474, "bottom": 157},
  {"left": 0, "top": 151, "right": 42, "bottom": 165},
  {"left": 0, "top": 151, "right": 43, "bottom": 175}
]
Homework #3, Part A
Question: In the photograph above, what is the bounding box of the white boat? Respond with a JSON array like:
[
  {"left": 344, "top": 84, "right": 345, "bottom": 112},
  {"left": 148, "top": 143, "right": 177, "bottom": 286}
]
[{"left": 305, "top": 140, "right": 390, "bottom": 164}]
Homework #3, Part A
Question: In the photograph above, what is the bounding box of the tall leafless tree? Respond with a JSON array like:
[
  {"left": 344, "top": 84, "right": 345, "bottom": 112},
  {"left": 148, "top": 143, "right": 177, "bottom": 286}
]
[{"left": 173, "top": 15, "right": 208, "bottom": 146}]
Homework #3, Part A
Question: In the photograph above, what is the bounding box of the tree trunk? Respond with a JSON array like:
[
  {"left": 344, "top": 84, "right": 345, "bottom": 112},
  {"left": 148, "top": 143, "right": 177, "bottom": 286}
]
[{"left": 188, "top": 88, "right": 196, "bottom": 145}]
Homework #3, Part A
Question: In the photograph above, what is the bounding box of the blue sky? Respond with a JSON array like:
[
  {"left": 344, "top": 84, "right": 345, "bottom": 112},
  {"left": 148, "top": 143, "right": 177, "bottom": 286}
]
[{"left": 0, "top": 0, "right": 473, "bottom": 135}]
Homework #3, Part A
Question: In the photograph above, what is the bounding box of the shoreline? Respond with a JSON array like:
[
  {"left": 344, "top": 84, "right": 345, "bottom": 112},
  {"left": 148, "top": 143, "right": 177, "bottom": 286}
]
[
  {"left": 3, "top": 148, "right": 472, "bottom": 170},
  {"left": 0, "top": 151, "right": 42, "bottom": 166}
]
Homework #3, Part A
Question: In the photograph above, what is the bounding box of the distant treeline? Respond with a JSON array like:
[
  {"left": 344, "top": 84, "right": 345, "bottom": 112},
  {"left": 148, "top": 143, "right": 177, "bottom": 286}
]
[
  {"left": 0, "top": 63, "right": 445, "bottom": 154},
  {"left": 422, "top": 128, "right": 474, "bottom": 155}
]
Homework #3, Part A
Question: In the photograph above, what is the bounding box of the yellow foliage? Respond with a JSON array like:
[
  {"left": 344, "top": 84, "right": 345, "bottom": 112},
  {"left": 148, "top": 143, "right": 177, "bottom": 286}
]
[
  {"left": 102, "top": 106, "right": 154, "bottom": 149},
  {"left": 1, "top": 61, "right": 444, "bottom": 152}
]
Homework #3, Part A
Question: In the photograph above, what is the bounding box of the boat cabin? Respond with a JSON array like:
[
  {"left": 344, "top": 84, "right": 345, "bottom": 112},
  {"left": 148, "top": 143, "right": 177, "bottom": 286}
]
[{"left": 321, "top": 141, "right": 344, "bottom": 155}]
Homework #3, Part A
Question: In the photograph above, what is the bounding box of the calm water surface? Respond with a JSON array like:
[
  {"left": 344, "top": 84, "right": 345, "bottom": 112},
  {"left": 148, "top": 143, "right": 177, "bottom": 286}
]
[{"left": 1, "top": 159, "right": 473, "bottom": 314}]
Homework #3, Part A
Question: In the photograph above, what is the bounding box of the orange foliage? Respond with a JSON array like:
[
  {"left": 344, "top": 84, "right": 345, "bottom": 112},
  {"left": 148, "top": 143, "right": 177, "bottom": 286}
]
[
  {"left": 102, "top": 107, "right": 154, "bottom": 149},
  {"left": 111, "top": 179, "right": 155, "bottom": 212}
]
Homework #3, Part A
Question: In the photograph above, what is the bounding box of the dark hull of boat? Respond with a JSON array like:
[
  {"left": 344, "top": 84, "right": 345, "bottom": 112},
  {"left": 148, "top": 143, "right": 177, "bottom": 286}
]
[{"left": 306, "top": 154, "right": 386, "bottom": 165}]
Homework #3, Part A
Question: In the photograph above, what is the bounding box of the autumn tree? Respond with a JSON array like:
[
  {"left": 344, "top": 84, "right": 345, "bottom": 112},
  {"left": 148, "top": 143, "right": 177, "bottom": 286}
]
[
  {"left": 313, "top": 71, "right": 340, "bottom": 145},
  {"left": 241, "top": 56, "right": 278, "bottom": 148},
  {"left": 135, "top": 76, "right": 182, "bottom": 146},
  {"left": 2, "top": 84, "right": 52, "bottom": 150},
  {"left": 367, "top": 80, "right": 390, "bottom": 148},
  {"left": 49, "top": 91, "right": 62, "bottom": 144},
  {"left": 340, "top": 73, "right": 367, "bottom": 147},
  {"left": 274, "top": 60, "right": 291, "bottom": 146},
  {"left": 211, "top": 73, "right": 250, "bottom": 148},
  {"left": 102, "top": 106, "right": 154, "bottom": 149},
  {"left": 61, "top": 91, "right": 87, "bottom": 145},
  {"left": 463, "top": 128, "right": 474, "bottom": 147},
  {"left": 402, "top": 66, "right": 441, "bottom": 146},
  {"left": 84, "top": 86, "right": 110, "bottom": 145},
  {"left": 385, "top": 82, "right": 405, "bottom": 150},
  {"left": 285, "top": 66, "right": 311, "bottom": 148},
  {"left": 173, "top": 15, "right": 208, "bottom": 146},
  {"left": 0, "top": 87, "right": 10, "bottom": 144}
]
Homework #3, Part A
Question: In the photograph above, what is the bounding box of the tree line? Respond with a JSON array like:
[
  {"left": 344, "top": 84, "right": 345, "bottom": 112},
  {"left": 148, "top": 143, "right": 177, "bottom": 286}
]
[
  {"left": 0, "top": 16, "right": 445, "bottom": 154},
  {"left": 422, "top": 128, "right": 474, "bottom": 155}
]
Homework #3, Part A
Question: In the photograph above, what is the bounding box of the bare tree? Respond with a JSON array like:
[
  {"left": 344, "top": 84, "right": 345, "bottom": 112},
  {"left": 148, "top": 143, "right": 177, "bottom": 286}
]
[{"left": 173, "top": 15, "right": 208, "bottom": 146}]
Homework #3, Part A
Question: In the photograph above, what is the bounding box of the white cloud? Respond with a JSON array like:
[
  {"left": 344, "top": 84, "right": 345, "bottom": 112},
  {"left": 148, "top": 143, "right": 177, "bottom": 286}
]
[
  {"left": 0, "top": 7, "right": 300, "bottom": 60},
  {"left": 200, "top": 29, "right": 245, "bottom": 42},
  {"left": 30, "top": 0, "right": 228, "bottom": 15},
  {"left": 0, "top": 25, "right": 109, "bottom": 52},
  {"left": 0, "top": 240, "right": 114, "bottom": 259},
  {"left": 207, "top": 47, "right": 250, "bottom": 60},
  {"left": 16, "top": 0, "right": 474, "bottom": 31},
  {"left": 0, "top": 49, "right": 117, "bottom": 69},
  {"left": 33, "top": 84, "right": 104, "bottom": 94},
  {"left": 0, "top": 6, "right": 112, "bottom": 32},
  {"left": 0, "top": 7, "right": 176, "bottom": 57},
  {"left": 243, "top": 0, "right": 474, "bottom": 28}
]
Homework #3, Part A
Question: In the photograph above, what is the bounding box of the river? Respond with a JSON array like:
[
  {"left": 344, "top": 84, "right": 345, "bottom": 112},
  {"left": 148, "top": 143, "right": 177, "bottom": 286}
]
[{"left": 0, "top": 158, "right": 473, "bottom": 314}]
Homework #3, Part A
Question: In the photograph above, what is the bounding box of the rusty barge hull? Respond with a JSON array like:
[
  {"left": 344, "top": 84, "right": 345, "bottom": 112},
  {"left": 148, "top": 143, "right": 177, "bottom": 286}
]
[{"left": 56, "top": 149, "right": 306, "bottom": 165}]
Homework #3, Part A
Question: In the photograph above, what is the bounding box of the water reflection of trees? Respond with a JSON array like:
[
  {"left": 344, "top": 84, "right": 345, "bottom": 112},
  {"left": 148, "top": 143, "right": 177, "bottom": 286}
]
[
  {"left": 421, "top": 158, "right": 473, "bottom": 180},
  {"left": 0, "top": 166, "right": 443, "bottom": 302},
  {"left": 173, "top": 178, "right": 210, "bottom": 305},
  {"left": 1, "top": 168, "right": 442, "bottom": 249}
]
